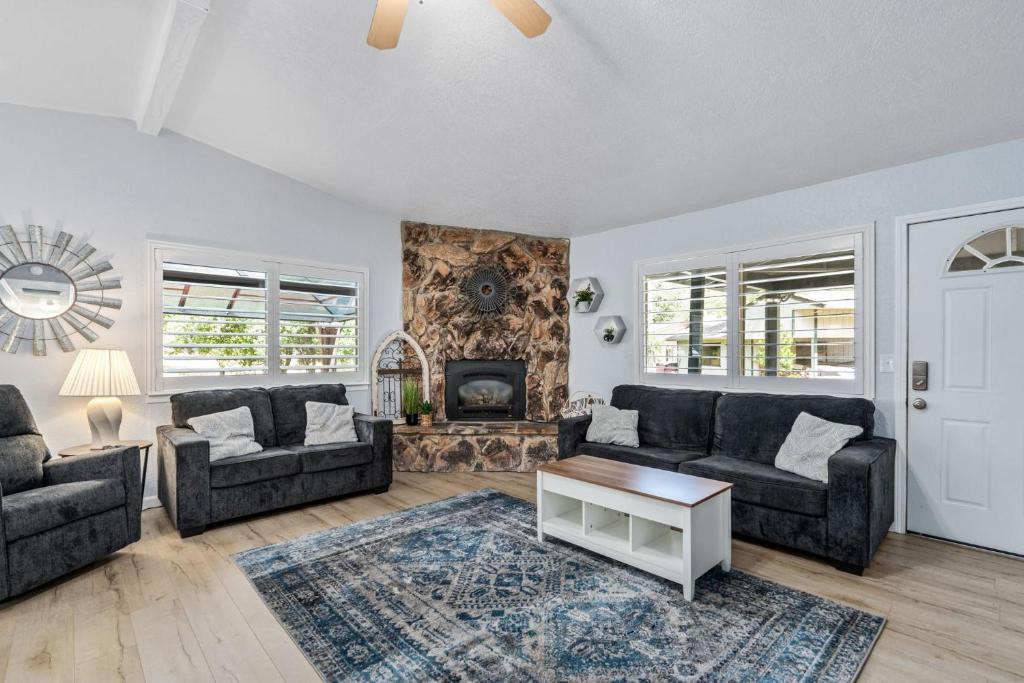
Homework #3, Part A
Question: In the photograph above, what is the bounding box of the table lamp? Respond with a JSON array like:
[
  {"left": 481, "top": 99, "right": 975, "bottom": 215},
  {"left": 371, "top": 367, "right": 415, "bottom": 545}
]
[{"left": 59, "top": 349, "right": 141, "bottom": 449}]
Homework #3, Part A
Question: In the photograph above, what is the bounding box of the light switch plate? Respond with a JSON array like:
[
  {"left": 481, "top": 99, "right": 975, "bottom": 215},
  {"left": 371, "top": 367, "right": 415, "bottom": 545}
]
[{"left": 879, "top": 355, "right": 896, "bottom": 373}]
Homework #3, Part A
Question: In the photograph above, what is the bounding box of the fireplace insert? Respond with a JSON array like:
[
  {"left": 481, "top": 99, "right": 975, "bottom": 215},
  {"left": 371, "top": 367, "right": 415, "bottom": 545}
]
[{"left": 445, "top": 359, "right": 526, "bottom": 420}]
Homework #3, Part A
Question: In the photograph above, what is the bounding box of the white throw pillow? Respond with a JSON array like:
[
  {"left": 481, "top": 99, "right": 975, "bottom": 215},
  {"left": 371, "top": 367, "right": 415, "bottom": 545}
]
[
  {"left": 304, "top": 401, "right": 358, "bottom": 446},
  {"left": 187, "top": 406, "right": 263, "bottom": 462},
  {"left": 774, "top": 412, "right": 863, "bottom": 483},
  {"left": 586, "top": 404, "right": 640, "bottom": 448}
]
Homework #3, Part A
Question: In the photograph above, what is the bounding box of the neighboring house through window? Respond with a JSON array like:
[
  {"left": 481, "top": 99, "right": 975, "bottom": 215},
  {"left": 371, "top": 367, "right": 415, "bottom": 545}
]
[{"left": 638, "top": 227, "right": 872, "bottom": 396}]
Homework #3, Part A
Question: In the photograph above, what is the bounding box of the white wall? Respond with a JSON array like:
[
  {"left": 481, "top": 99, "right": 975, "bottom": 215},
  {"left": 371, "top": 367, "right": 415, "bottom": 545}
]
[
  {"left": 569, "top": 137, "right": 1024, "bottom": 438},
  {"left": 0, "top": 104, "right": 402, "bottom": 505}
]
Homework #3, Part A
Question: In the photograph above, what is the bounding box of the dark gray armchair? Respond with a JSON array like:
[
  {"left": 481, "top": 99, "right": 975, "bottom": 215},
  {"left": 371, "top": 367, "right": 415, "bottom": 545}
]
[{"left": 0, "top": 385, "right": 141, "bottom": 600}]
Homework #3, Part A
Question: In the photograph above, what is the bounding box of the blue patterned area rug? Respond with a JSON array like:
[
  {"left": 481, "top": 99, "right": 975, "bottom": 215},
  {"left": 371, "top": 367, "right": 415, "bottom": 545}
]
[{"left": 234, "top": 489, "right": 883, "bottom": 682}]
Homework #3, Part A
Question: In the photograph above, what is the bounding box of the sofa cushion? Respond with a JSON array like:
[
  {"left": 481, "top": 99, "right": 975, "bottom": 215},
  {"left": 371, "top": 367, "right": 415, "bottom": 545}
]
[
  {"left": 712, "top": 392, "right": 874, "bottom": 465},
  {"left": 678, "top": 455, "right": 827, "bottom": 516},
  {"left": 3, "top": 478, "right": 126, "bottom": 541},
  {"left": 172, "top": 388, "right": 278, "bottom": 448},
  {"left": 610, "top": 385, "right": 719, "bottom": 451},
  {"left": 209, "top": 448, "right": 300, "bottom": 488},
  {"left": 288, "top": 442, "right": 374, "bottom": 473},
  {"left": 577, "top": 442, "right": 706, "bottom": 471},
  {"left": 187, "top": 407, "right": 263, "bottom": 462},
  {"left": 268, "top": 384, "right": 349, "bottom": 446}
]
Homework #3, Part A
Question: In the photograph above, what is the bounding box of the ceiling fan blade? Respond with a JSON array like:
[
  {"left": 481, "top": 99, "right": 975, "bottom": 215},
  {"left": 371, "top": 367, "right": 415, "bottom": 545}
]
[
  {"left": 487, "top": 0, "right": 551, "bottom": 38},
  {"left": 367, "top": 0, "right": 409, "bottom": 50}
]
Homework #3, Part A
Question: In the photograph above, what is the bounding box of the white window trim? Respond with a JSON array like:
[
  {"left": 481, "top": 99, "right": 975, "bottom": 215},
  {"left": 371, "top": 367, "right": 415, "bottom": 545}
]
[
  {"left": 633, "top": 224, "right": 875, "bottom": 398},
  {"left": 146, "top": 240, "right": 369, "bottom": 397}
]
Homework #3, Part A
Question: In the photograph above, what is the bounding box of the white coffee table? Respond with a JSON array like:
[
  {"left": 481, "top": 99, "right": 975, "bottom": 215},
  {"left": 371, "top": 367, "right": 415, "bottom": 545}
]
[{"left": 536, "top": 454, "right": 733, "bottom": 601}]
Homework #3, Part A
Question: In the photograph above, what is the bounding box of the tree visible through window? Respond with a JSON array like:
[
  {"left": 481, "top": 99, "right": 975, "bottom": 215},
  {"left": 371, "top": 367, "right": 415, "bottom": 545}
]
[
  {"left": 639, "top": 231, "right": 866, "bottom": 394},
  {"left": 154, "top": 247, "right": 366, "bottom": 391}
]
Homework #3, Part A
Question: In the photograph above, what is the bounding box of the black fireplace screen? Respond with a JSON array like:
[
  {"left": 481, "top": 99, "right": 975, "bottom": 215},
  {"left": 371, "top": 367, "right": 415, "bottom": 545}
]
[{"left": 445, "top": 360, "right": 526, "bottom": 420}]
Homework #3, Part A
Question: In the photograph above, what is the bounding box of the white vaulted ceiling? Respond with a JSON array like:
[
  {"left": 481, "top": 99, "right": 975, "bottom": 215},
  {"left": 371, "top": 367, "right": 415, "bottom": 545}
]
[{"left": 2, "top": 1, "right": 1024, "bottom": 237}]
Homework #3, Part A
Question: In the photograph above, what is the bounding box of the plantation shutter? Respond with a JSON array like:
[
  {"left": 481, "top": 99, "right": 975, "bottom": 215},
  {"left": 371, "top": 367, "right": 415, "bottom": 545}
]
[
  {"left": 739, "top": 247, "right": 857, "bottom": 380},
  {"left": 160, "top": 261, "right": 269, "bottom": 378},
  {"left": 278, "top": 270, "right": 362, "bottom": 375},
  {"left": 642, "top": 264, "right": 729, "bottom": 378}
]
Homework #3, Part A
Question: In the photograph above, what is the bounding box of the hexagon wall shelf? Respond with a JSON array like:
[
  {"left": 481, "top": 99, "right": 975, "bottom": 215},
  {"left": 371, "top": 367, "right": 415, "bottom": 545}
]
[
  {"left": 569, "top": 277, "right": 604, "bottom": 314},
  {"left": 594, "top": 315, "right": 626, "bottom": 345}
]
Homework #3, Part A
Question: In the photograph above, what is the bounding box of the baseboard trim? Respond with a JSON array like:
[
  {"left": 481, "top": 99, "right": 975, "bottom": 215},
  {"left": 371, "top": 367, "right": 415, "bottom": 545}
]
[{"left": 143, "top": 494, "right": 161, "bottom": 510}]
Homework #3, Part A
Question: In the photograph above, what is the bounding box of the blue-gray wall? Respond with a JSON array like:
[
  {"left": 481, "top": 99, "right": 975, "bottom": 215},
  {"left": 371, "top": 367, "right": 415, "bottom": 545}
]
[{"left": 569, "top": 137, "right": 1024, "bottom": 437}]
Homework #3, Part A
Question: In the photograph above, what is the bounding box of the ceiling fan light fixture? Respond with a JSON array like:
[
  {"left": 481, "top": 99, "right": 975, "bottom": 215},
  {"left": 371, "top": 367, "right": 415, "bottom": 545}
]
[{"left": 367, "top": 0, "right": 550, "bottom": 50}]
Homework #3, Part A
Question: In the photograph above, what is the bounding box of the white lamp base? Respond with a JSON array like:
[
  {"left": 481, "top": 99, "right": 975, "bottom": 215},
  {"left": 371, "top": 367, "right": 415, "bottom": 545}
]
[{"left": 86, "top": 396, "right": 124, "bottom": 450}]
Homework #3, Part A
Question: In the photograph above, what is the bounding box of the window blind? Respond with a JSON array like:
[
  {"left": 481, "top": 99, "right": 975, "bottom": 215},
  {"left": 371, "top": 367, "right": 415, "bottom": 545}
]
[
  {"left": 642, "top": 265, "right": 728, "bottom": 376},
  {"left": 278, "top": 272, "right": 360, "bottom": 375},
  {"left": 739, "top": 249, "right": 856, "bottom": 379},
  {"left": 161, "top": 262, "right": 269, "bottom": 377}
]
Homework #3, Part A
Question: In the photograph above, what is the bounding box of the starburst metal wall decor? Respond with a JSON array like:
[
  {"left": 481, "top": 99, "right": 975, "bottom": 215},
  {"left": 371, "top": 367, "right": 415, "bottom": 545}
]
[
  {"left": 0, "top": 225, "right": 122, "bottom": 356},
  {"left": 463, "top": 265, "right": 511, "bottom": 313}
]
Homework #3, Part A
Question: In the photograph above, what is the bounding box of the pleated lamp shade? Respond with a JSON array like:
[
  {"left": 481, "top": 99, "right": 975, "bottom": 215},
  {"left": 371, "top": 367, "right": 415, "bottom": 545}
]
[{"left": 59, "top": 349, "right": 141, "bottom": 397}]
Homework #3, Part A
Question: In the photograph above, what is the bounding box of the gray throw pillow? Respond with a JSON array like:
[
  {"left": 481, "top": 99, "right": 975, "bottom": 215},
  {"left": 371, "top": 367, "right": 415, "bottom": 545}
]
[
  {"left": 305, "top": 401, "right": 358, "bottom": 445},
  {"left": 774, "top": 412, "right": 863, "bottom": 483},
  {"left": 187, "top": 406, "right": 263, "bottom": 462},
  {"left": 586, "top": 404, "right": 640, "bottom": 448}
]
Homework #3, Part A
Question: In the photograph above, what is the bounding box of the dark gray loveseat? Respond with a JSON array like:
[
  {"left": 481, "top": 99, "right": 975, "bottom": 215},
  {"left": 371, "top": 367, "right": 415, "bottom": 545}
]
[
  {"left": 0, "top": 385, "right": 141, "bottom": 600},
  {"left": 157, "top": 383, "right": 392, "bottom": 537},
  {"left": 559, "top": 385, "right": 895, "bottom": 573}
]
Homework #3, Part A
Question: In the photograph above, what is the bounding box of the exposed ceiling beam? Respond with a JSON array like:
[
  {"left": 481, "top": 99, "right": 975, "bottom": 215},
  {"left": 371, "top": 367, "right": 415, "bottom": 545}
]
[{"left": 136, "top": 0, "right": 210, "bottom": 135}]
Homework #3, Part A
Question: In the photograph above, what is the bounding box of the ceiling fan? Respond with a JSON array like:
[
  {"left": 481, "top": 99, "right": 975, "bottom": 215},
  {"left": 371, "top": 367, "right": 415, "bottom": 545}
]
[{"left": 367, "top": 0, "right": 551, "bottom": 50}]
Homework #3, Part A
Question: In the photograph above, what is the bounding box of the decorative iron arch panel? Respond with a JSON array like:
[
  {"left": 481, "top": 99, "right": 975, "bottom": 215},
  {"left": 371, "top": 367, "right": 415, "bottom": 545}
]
[{"left": 370, "top": 330, "right": 430, "bottom": 421}]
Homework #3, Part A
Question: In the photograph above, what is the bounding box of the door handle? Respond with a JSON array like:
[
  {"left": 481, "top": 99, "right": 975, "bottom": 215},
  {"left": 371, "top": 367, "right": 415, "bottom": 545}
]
[{"left": 912, "top": 398, "right": 927, "bottom": 410}]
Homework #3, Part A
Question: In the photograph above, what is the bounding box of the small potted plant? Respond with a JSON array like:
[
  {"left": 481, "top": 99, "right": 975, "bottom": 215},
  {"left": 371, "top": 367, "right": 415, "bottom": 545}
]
[
  {"left": 573, "top": 284, "right": 595, "bottom": 312},
  {"left": 603, "top": 325, "right": 616, "bottom": 343},
  {"left": 419, "top": 400, "right": 434, "bottom": 428},
  {"left": 401, "top": 380, "right": 421, "bottom": 426}
]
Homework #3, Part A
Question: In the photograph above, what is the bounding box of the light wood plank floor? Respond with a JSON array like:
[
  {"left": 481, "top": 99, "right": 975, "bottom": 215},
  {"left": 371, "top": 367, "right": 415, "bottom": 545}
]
[{"left": 1, "top": 472, "right": 1022, "bottom": 682}]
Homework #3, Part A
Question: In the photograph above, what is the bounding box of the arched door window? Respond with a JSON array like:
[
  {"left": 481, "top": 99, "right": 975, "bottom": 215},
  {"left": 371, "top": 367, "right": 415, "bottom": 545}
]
[{"left": 947, "top": 225, "right": 1024, "bottom": 273}]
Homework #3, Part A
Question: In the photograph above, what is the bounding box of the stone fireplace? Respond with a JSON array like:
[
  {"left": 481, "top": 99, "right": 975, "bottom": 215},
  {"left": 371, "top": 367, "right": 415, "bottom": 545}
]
[
  {"left": 393, "top": 221, "right": 569, "bottom": 472},
  {"left": 445, "top": 359, "right": 527, "bottom": 421}
]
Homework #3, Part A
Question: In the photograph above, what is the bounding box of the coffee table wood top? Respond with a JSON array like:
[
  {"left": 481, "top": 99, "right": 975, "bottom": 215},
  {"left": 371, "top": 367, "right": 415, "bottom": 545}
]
[{"left": 538, "top": 455, "right": 733, "bottom": 508}]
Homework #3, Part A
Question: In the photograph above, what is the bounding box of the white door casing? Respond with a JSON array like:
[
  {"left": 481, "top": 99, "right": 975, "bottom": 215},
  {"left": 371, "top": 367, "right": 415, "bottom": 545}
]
[{"left": 906, "top": 207, "right": 1024, "bottom": 555}]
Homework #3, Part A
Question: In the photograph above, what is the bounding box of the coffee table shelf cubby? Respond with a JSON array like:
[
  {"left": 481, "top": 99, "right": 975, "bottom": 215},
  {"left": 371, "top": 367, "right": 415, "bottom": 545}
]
[{"left": 537, "top": 455, "right": 733, "bottom": 601}]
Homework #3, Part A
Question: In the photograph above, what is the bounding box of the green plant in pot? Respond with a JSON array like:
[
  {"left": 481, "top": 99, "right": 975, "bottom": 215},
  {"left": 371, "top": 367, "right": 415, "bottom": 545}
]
[
  {"left": 603, "top": 326, "right": 616, "bottom": 343},
  {"left": 401, "top": 380, "right": 422, "bottom": 426},
  {"left": 419, "top": 400, "right": 434, "bottom": 428},
  {"left": 573, "top": 285, "right": 594, "bottom": 312}
]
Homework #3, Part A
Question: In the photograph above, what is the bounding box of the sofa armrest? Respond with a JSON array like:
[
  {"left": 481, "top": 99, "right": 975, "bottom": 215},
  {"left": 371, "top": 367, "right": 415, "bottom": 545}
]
[
  {"left": 827, "top": 437, "right": 896, "bottom": 568},
  {"left": 558, "top": 414, "right": 593, "bottom": 459},
  {"left": 0, "top": 483, "right": 8, "bottom": 599},
  {"left": 354, "top": 413, "right": 393, "bottom": 463},
  {"left": 156, "top": 425, "right": 211, "bottom": 533},
  {"left": 43, "top": 446, "right": 142, "bottom": 542}
]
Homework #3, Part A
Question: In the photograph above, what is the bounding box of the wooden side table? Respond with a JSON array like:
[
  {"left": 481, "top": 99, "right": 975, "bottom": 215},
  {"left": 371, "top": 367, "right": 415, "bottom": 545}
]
[{"left": 58, "top": 440, "right": 153, "bottom": 505}]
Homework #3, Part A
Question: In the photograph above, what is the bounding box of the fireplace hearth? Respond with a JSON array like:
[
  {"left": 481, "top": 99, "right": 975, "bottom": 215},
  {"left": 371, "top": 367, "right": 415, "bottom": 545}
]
[{"left": 445, "top": 359, "right": 526, "bottom": 421}]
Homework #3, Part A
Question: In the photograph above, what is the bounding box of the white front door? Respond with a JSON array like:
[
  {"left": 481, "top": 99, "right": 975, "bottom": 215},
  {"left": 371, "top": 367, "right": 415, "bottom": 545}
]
[{"left": 907, "top": 207, "right": 1024, "bottom": 555}]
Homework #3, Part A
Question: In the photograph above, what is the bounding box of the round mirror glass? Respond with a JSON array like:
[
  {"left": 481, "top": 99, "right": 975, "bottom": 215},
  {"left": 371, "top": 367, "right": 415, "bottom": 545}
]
[{"left": 0, "top": 263, "right": 76, "bottom": 320}]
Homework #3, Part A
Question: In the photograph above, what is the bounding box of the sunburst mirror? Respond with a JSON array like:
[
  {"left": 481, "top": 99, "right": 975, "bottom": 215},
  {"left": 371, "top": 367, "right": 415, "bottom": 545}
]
[
  {"left": 463, "top": 266, "right": 511, "bottom": 313},
  {"left": 0, "top": 225, "right": 121, "bottom": 356}
]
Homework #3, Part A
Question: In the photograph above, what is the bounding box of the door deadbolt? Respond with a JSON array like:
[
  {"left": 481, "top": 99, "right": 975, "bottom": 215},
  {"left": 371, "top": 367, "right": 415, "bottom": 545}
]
[
  {"left": 912, "top": 398, "right": 927, "bottom": 410},
  {"left": 912, "top": 361, "right": 929, "bottom": 391}
]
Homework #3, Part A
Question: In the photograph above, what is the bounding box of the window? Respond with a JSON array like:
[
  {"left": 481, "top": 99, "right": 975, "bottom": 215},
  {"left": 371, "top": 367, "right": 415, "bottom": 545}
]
[
  {"left": 642, "top": 263, "right": 728, "bottom": 378},
  {"left": 150, "top": 243, "right": 367, "bottom": 393},
  {"left": 638, "top": 229, "right": 870, "bottom": 396},
  {"left": 947, "top": 225, "right": 1024, "bottom": 272}
]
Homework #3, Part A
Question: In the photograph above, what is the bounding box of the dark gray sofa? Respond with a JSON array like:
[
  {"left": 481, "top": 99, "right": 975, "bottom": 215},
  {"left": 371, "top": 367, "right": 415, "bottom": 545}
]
[
  {"left": 157, "top": 383, "right": 392, "bottom": 538},
  {"left": 0, "top": 385, "right": 141, "bottom": 600},
  {"left": 558, "top": 384, "right": 895, "bottom": 573}
]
